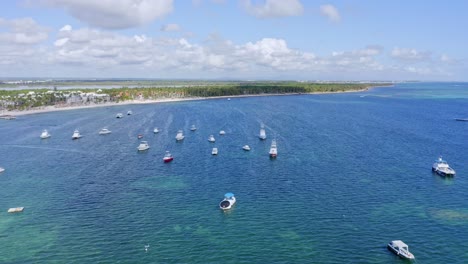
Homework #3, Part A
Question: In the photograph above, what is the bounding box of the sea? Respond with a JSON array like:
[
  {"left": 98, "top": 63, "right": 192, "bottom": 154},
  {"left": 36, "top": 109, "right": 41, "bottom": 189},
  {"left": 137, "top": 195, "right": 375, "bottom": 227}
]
[{"left": 0, "top": 82, "right": 467, "bottom": 263}]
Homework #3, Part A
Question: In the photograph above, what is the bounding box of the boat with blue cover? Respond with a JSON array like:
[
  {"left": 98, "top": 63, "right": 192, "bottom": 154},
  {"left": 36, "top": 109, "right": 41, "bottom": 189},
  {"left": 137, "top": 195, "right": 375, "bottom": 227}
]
[{"left": 219, "top": 193, "right": 236, "bottom": 210}]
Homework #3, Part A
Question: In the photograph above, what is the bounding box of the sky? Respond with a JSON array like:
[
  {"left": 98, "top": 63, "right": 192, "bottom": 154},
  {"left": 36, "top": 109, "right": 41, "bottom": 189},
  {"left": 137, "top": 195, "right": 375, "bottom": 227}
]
[{"left": 0, "top": 0, "right": 467, "bottom": 81}]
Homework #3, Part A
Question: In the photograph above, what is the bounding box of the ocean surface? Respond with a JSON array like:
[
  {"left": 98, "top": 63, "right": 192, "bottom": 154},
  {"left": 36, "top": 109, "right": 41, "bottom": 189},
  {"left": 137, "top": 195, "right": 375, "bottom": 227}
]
[{"left": 0, "top": 82, "right": 467, "bottom": 263}]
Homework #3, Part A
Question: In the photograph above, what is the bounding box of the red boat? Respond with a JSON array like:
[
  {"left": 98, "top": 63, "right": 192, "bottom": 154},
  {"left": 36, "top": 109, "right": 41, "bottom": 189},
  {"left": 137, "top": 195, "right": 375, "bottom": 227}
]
[{"left": 163, "top": 151, "right": 173, "bottom": 163}]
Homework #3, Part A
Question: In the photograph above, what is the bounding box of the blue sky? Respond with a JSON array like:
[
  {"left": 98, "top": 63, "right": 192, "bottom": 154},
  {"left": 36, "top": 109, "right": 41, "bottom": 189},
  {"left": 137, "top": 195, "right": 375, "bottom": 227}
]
[{"left": 0, "top": 0, "right": 466, "bottom": 80}]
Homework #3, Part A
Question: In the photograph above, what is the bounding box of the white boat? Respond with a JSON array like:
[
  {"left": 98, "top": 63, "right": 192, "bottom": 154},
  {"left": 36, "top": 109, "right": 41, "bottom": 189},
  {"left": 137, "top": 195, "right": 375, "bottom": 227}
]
[
  {"left": 387, "top": 240, "right": 415, "bottom": 260},
  {"left": 175, "top": 130, "right": 185, "bottom": 141},
  {"left": 219, "top": 193, "right": 236, "bottom": 210},
  {"left": 116, "top": 113, "right": 123, "bottom": 118},
  {"left": 127, "top": 110, "right": 132, "bottom": 115},
  {"left": 269, "top": 139, "right": 277, "bottom": 158},
  {"left": 163, "top": 151, "right": 173, "bottom": 162},
  {"left": 259, "top": 125, "right": 266, "bottom": 140},
  {"left": 208, "top": 135, "right": 215, "bottom": 142},
  {"left": 432, "top": 156, "right": 456, "bottom": 177},
  {"left": 219, "top": 130, "right": 226, "bottom": 135},
  {"left": 153, "top": 128, "right": 159, "bottom": 134},
  {"left": 212, "top": 148, "right": 218, "bottom": 155},
  {"left": 40, "top": 129, "right": 51, "bottom": 139},
  {"left": 0, "top": 167, "right": 4, "bottom": 173},
  {"left": 72, "top": 129, "right": 82, "bottom": 140},
  {"left": 137, "top": 141, "right": 150, "bottom": 151},
  {"left": 99, "top": 128, "right": 111, "bottom": 135},
  {"left": 190, "top": 125, "right": 197, "bottom": 131},
  {"left": 242, "top": 145, "right": 251, "bottom": 151}
]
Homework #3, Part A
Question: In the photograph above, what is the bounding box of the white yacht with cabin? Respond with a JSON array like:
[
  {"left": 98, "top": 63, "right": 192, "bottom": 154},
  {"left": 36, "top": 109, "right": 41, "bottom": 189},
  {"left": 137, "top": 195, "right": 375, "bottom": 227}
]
[
  {"left": 242, "top": 145, "right": 251, "bottom": 151},
  {"left": 219, "top": 130, "right": 226, "bottom": 135},
  {"left": 127, "top": 110, "right": 132, "bottom": 115},
  {"left": 190, "top": 125, "right": 197, "bottom": 131},
  {"left": 387, "top": 240, "right": 415, "bottom": 260},
  {"left": 99, "top": 128, "right": 111, "bottom": 135},
  {"left": 153, "top": 128, "right": 159, "bottom": 133},
  {"left": 212, "top": 147, "right": 218, "bottom": 155},
  {"left": 175, "top": 130, "right": 185, "bottom": 141},
  {"left": 40, "top": 129, "right": 51, "bottom": 139},
  {"left": 0, "top": 167, "right": 4, "bottom": 173},
  {"left": 269, "top": 139, "right": 277, "bottom": 158},
  {"left": 259, "top": 125, "right": 266, "bottom": 140},
  {"left": 137, "top": 141, "right": 150, "bottom": 151},
  {"left": 208, "top": 135, "right": 215, "bottom": 142},
  {"left": 219, "top": 193, "right": 236, "bottom": 210},
  {"left": 432, "top": 156, "right": 456, "bottom": 176},
  {"left": 72, "top": 129, "right": 82, "bottom": 140},
  {"left": 116, "top": 113, "right": 123, "bottom": 118}
]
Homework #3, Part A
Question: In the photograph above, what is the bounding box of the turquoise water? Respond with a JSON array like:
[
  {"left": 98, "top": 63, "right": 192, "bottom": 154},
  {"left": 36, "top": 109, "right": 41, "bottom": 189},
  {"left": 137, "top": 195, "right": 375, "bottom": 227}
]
[{"left": 0, "top": 82, "right": 467, "bottom": 263}]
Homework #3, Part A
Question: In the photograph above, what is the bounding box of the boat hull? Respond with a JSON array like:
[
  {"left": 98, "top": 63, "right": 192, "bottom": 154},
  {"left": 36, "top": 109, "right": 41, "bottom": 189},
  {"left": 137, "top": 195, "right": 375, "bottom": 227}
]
[
  {"left": 387, "top": 244, "right": 414, "bottom": 260},
  {"left": 163, "top": 157, "right": 173, "bottom": 163}
]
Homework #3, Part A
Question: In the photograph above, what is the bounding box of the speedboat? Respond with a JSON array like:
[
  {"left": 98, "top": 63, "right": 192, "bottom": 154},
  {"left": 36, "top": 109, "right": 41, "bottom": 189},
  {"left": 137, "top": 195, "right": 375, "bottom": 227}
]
[
  {"left": 153, "top": 128, "right": 159, "bottom": 134},
  {"left": 259, "top": 125, "right": 266, "bottom": 140},
  {"left": 40, "top": 129, "right": 51, "bottom": 139},
  {"left": 269, "top": 139, "right": 277, "bottom": 158},
  {"left": 242, "top": 145, "right": 251, "bottom": 151},
  {"left": 219, "top": 193, "right": 236, "bottom": 210},
  {"left": 219, "top": 130, "right": 226, "bottom": 135},
  {"left": 0, "top": 167, "right": 4, "bottom": 173},
  {"left": 137, "top": 134, "right": 143, "bottom": 139},
  {"left": 212, "top": 148, "right": 218, "bottom": 155},
  {"left": 72, "top": 129, "right": 82, "bottom": 140},
  {"left": 99, "top": 128, "right": 111, "bottom": 135},
  {"left": 163, "top": 151, "right": 173, "bottom": 162},
  {"left": 175, "top": 130, "right": 185, "bottom": 141},
  {"left": 137, "top": 141, "right": 150, "bottom": 151},
  {"left": 432, "top": 156, "right": 456, "bottom": 177},
  {"left": 208, "top": 135, "right": 215, "bottom": 142},
  {"left": 190, "top": 125, "right": 197, "bottom": 131},
  {"left": 127, "top": 110, "right": 132, "bottom": 115},
  {"left": 387, "top": 240, "right": 415, "bottom": 260},
  {"left": 116, "top": 113, "right": 123, "bottom": 118}
]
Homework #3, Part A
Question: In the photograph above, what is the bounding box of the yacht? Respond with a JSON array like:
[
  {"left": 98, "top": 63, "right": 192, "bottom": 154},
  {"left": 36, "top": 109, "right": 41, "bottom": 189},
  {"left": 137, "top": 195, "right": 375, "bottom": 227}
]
[
  {"left": 242, "top": 145, "right": 251, "bottom": 151},
  {"left": 116, "top": 113, "right": 123, "bottom": 118},
  {"left": 153, "top": 128, "right": 159, "bottom": 134},
  {"left": 212, "top": 148, "right": 218, "bottom": 155},
  {"left": 219, "top": 193, "right": 236, "bottom": 210},
  {"left": 269, "top": 139, "right": 278, "bottom": 158},
  {"left": 259, "top": 125, "right": 266, "bottom": 140},
  {"left": 219, "top": 130, "right": 226, "bottom": 135},
  {"left": 99, "top": 128, "right": 111, "bottom": 135},
  {"left": 137, "top": 134, "right": 143, "bottom": 139},
  {"left": 175, "top": 130, "right": 185, "bottom": 141},
  {"left": 137, "top": 141, "right": 150, "bottom": 151},
  {"left": 72, "top": 129, "right": 82, "bottom": 140},
  {"left": 0, "top": 167, "right": 4, "bottom": 173},
  {"left": 163, "top": 151, "right": 173, "bottom": 162},
  {"left": 40, "top": 129, "right": 51, "bottom": 139},
  {"left": 190, "top": 125, "right": 197, "bottom": 131},
  {"left": 387, "top": 240, "right": 415, "bottom": 260},
  {"left": 127, "top": 110, "right": 133, "bottom": 115},
  {"left": 432, "top": 156, "right": 456, "bottom": 176},
  {"left": 208, "top": 135, "right": 215, "bottom": 142}
]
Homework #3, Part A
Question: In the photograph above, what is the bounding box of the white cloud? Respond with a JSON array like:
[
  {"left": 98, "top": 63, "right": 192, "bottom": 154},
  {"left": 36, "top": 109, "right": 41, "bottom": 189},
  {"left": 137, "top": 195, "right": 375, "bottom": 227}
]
[
  {"left": 391, "top": 47, "right": 431, "bottom": 61},
  {"left": 0, "top": 17, "right": 48, "bottom": 44},
  {"left": 242, "top": 0, "right": 304, "bottom": 18},
  {"left": 54, "top": 38, "right": 69, "bottom": 46},
  {"left": 39, "top": 0, "right": 174, "bottom": 29},
  {"left": 320, "top": 4, "right": 340, "bottom": 23},
  {"left": 161, "top": 23, "right": 181, "bottom": 32},
  {"left": 60, "top": 24, "right": 72, "bottom": 31}
]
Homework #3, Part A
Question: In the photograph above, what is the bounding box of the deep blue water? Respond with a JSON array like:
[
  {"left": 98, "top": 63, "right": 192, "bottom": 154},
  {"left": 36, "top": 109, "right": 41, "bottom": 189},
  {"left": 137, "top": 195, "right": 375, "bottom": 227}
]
[{"left": 0, "top": 82, "right": 467, "bottom": 263}]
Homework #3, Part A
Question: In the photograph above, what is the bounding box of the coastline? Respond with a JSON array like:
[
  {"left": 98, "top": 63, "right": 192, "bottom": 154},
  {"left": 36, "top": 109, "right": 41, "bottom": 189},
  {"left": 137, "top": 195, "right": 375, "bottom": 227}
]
[{"left": 3, "top": 85, "right": 385, "bottom": 117}]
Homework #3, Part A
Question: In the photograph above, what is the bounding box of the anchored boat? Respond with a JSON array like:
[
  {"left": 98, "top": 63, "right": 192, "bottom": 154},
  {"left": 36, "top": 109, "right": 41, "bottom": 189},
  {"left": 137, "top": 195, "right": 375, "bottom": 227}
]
[
  {"left": 219, "top": 193, "right": 236, "bottom": 210},
  {"left": 432, "top": 156, "right": 456, "bottom": 177},
  {"left": 387, "top": 240, "right": 415, "bottom": 260}
]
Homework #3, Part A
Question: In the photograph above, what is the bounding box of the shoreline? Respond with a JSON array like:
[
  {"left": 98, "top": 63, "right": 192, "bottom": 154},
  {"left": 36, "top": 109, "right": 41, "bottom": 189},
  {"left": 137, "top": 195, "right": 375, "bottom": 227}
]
[{"left": 2, "top": 85, "right": 385, "bottom": 117}]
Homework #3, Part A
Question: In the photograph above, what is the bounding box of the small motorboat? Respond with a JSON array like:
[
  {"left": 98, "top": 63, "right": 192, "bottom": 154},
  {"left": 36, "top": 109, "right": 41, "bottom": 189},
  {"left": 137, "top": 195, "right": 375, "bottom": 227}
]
[
  {"left": 387, "top": 240, "right": 415, "bottom": 260},
  {"left": 127, "top": 110, "right": 133, "bottom": 115},
  {"left": 212, "top": 148, "right": 218, "bottom": 155},
  {"left": 269, "top": 139, "right": 277, "bottom": 158},
  {"left": 153, "top": 128, "right": 159, "bottom": 134},
  {"left": 137, "top": 141, "right": 150, "bottom": 151},
  {"left": 242, "top": 145, "right": 251, "bottom": 151},
  {"left": 99, "top": 128, "right": 111, "bottom": 135},
  {"left": 116, "top": 113, "right": 123, "bottom": 118},
  {"left": 137, "top": 134, "right": 143, "bottom": 139},
  {"left": 0, "top": 167, "right": 5, "bottom": 173},
  {"left": 219, "top": 193, "right": 236, "bottom": 210},
  {"left": 72, "top": 129, "right": 82, "bottom": 140},
  {"left": 432, "top": 156, "right": 456, "bottom": 177},
  {"left": 259, "top": 124, "right": 266, "bottom": 140},
  {"left": 208, "top": 135, "right": 215, "bottom": 142},
  {"left": 455, "top": 118, "right": 468, "bottom": 121},
  {"left": 219, "top": 130, "right": 226, "bottom": 135},
  {"left": 40, "top": 129, "right": 51, "bottom": 139},
  {"left": 175, "top": 130, "right": 185, "bottom": 141},
  {"left": 190, "top": 125, "right": 197, "bottom": 131},
  {"left": 163, "top": 151, "right": 173, "bottom": 162}
]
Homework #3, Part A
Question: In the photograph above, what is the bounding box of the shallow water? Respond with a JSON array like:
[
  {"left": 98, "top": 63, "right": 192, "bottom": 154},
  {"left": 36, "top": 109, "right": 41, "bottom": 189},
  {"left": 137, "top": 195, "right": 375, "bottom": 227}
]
[{"left": 0, "top": 82, "right": 467, "bottom": 263}]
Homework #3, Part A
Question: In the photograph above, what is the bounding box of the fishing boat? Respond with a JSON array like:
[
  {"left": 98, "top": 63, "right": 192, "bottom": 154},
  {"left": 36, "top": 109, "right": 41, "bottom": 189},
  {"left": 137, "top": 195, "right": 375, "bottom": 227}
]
[
  {"left": 99, "top": 128, "right": 111, "bottom": 135},
  {"left": 163, "top": 151, "right": 173, "bottom": 162},
  {"left": 175, "top": 130, "right": 185, "bottom": 141},
  {"left": 127, "top": 110, "right": 133, "bottom": 115},
  {"left": 190, "top": 125, "right": 197, "bottom": 131},
  {"left": 153, "top": 128, "right": 159, "bottom": 133},
  {"left": 208, "top": 135, "right": 215, "bottom": 142},
  {"left": 212, "top": 148, "right": 218, "bottom": 155},
  {"left": 387, "top": 240, "right": 415, "bottom": 260},
  {"left": 432, "top": 156, "right": 456, "bottom": 177},
  {"left": 219, "top": 130, "right": 226, "bottom": 135},
  {"left": 40, "top": 129, "right": 51, "bottom": 139},
  {"left": 116, "top": 113, "right": 123, "bottom": 118},
  {"left": 72, "top": 129, "right": 82, "bottom": 140},
  {"left": 242, "top": 145, "right": 251, "bottom": 151},
  {"left": 259, "top": 125, "right": 266, "bottom": 140},
  {"left": 137, "top": 141, "right": 150, "bottom": 151},
  {"left": 219, "top": 193, "right": 236, "bottom": 210},
  {"left": 269, "top": 139, "right": 277, "bottom": 158}
]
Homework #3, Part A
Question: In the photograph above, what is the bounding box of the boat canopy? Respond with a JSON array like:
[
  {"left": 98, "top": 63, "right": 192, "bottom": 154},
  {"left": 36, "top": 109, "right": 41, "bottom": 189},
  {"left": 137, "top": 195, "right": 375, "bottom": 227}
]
[
  {"left": 224, "top": 192, "right": 234, "bottom": 198},
  {"left": 391, "top": 240, "right": 408, "bottom": 249}
]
